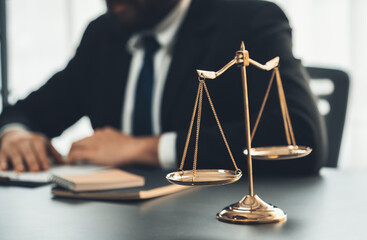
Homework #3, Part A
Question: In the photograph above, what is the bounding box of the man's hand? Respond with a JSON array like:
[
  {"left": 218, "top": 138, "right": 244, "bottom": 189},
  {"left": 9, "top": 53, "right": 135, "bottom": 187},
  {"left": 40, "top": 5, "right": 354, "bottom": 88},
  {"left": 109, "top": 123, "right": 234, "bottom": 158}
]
[
  {"left": 67, "top": 127, "right": 160, "bottom": 167},
  {"left": 0, "top": 130, "right": 63, "bottom": 172}
]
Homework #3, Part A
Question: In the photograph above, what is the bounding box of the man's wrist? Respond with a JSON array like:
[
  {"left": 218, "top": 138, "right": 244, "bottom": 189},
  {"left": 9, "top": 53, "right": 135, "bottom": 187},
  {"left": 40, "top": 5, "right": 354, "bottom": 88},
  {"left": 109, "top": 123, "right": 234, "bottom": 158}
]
[
  {"left": 0, "top": 123, "right": 29, "bottom": 139},
  {"left": 134, "top": 136, "right": 160, "bottom": 166}
]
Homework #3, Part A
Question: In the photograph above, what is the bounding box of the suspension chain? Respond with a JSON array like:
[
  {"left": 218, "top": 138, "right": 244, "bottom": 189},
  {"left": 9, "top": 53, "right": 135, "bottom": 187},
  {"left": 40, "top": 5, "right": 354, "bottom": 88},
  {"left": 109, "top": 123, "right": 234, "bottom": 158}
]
[
  {"left": 275, "top": 68, "right": 297, "bottom": 146},
  {"left": 192, "top": 81, "right": 204, "bottom": 179},
  {"left": 179, "top": 78, "right": 242, "bottom": 178},
  {"left": 178, "top": 82, "right": 202, "bottom": 171},
  {"left": 251, "top": 69, "right": 276, "bottom": 142},
  {"left": 202, "top": 81, "right": 240, "bottom": 172}
]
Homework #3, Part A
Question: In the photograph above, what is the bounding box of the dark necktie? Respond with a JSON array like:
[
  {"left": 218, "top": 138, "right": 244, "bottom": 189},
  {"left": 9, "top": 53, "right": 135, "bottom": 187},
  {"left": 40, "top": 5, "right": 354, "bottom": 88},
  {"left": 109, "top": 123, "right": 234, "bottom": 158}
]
[{"left": 133, "top": 36, "right": 160, "bottom": 136}]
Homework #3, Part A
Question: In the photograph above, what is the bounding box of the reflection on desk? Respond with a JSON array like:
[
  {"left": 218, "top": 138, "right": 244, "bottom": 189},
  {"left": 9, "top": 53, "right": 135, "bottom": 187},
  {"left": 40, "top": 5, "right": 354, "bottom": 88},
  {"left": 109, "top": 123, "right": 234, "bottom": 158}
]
[{"left": 0, "top": 168, "right": 366, "bottom": 240}]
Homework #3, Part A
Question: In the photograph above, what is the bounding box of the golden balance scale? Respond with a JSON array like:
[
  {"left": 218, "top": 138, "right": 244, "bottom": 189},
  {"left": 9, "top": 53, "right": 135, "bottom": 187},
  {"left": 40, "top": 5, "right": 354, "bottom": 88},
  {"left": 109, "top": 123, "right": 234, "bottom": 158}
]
[{"left": 166, "top": 42, "right": 312, "bottom": 224}]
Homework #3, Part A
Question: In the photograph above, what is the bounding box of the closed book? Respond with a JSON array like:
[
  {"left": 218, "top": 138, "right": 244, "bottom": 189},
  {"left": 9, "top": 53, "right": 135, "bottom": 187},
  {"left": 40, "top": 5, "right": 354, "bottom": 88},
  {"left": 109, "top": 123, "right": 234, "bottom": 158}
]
[
  {"left": 51, "top": 168, "right": 192, "bottom": 201},
  {"left": 50, "top": 169, "right": 145, "bottom": 192},
  {"left": 52, "top": 184, "right": 190, "bottom": 200}
]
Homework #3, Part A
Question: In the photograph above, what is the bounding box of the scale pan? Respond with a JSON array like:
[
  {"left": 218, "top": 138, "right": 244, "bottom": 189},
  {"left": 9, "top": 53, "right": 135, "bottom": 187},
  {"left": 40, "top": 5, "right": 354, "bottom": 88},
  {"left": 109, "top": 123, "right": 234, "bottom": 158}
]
[
  {"left": 166, "top": 169, "right": 242, "bottom": 186},
  {"left": 243, "top": 145, "right": 312, "bottom": 160}
]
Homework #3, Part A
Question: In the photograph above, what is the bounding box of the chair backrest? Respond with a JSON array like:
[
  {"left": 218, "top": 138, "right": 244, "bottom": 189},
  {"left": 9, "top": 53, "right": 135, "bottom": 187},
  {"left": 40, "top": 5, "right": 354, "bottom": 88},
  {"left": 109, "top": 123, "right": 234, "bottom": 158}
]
[{"left": 306, "top": 67, "right": 349, "bottom": 168}]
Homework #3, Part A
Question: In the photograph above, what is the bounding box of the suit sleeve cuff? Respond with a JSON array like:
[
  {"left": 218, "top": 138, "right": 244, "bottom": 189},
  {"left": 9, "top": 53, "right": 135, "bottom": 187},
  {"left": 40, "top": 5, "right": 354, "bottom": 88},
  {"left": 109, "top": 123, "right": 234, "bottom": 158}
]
[
  {"left": 158, "top": 131, "right": 178, "bottom": 170},
  {"left": 0, "top": 123, "right": 29, "bottom": 138}
]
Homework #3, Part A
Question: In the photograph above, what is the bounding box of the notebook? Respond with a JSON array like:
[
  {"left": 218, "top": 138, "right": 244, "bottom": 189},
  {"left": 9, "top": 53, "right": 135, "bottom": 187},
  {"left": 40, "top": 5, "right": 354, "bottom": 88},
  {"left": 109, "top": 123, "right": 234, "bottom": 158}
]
[
  {"left": 51, "top": 168, "right": 192, "bottom": 201},
  {"left": 0, "top": 164, "right": 107, "bottom": 187},
  {"left": 52, "top": 184, "right": 190, "bottom": 200},
  {"left": 50, "top": 169, "right": 145, "bottom": 192}
]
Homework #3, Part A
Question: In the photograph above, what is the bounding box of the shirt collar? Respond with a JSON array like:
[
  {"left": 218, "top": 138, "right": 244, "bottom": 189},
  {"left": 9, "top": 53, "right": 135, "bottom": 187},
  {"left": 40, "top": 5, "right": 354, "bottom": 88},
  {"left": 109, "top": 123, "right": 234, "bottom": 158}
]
[{"left": 127, "top": 0, "right": 192, "bottom": 53}]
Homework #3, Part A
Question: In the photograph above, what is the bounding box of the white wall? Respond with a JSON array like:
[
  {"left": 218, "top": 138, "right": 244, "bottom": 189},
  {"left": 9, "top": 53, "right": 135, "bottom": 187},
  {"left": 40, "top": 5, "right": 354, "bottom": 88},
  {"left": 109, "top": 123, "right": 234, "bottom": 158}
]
[
  {"left": 7, "top": 0, "right": 105, "bottom": 154},
  {"left": 6, "top": 0, "right": 367, "bottom": 169},
  {"left": 272, "top": 0, "right": 367, "bottom": 169}
]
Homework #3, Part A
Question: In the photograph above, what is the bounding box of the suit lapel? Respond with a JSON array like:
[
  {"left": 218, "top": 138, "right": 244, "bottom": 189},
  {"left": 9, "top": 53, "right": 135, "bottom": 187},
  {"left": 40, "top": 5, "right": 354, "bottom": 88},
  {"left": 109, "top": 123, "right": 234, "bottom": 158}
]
[
  {"left": 161, "top": 0, "right": 216, "bottom": 131},
  {"left": 91, "top": 20, "right": 131, "bottom": 130}
]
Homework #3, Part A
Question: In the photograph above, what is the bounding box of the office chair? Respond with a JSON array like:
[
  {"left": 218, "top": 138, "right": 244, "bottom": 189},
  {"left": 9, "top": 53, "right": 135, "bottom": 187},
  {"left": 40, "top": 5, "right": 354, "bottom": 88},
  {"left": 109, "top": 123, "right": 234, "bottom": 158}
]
[
  {"left": 306, "top": 67, "right": 349, "bottom": 168},
  {"left": 1, "top": 0, "right": 10, "bottom": 108}
]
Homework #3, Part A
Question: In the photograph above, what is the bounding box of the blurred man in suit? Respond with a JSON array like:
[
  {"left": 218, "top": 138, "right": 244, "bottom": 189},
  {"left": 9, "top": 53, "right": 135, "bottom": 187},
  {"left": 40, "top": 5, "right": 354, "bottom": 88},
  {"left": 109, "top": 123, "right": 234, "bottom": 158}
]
[{"left": 0, "top": 0, "right": 327, "bottom": 174}]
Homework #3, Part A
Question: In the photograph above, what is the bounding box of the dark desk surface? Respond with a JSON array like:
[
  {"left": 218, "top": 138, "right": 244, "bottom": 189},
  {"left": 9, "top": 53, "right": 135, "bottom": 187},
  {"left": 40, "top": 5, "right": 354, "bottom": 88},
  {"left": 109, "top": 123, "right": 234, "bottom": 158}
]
[{"left": 1, "top": 168, "right": 366, "bottom": 240}]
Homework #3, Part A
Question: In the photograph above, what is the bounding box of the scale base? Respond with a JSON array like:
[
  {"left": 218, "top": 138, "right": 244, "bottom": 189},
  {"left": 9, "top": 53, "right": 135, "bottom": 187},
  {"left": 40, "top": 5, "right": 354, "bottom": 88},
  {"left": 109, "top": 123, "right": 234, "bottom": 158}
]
[{"left": 216, "top": 195, "right": 287, "bottom": 224}]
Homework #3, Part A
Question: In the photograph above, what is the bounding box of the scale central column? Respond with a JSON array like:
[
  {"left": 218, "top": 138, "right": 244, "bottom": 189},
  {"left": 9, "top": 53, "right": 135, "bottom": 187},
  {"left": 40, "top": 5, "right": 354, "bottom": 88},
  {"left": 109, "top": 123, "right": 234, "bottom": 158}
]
[
  {"left": 216, "top": 42, "right": 287, "bottom": 224},
  {"left": 237, "top": 42, "right": 254, "bottom": 197}
]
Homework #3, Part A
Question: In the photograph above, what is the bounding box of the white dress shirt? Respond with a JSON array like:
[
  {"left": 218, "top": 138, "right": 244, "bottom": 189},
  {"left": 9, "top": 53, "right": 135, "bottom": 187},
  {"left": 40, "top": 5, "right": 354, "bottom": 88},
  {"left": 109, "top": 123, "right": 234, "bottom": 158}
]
[
  {"left": 0, "top": 0, "right": 191, "bottom": 170},
  {"left": 123, "top": 0, "right": 191, "bottom": 169}
]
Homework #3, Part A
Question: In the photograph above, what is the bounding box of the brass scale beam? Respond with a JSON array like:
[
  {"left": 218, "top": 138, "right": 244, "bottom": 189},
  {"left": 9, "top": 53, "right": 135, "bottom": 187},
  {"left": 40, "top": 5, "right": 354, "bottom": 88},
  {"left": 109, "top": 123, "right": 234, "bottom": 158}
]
[{"left": 196, "top": 42, "right": 288, "bottom": 196}]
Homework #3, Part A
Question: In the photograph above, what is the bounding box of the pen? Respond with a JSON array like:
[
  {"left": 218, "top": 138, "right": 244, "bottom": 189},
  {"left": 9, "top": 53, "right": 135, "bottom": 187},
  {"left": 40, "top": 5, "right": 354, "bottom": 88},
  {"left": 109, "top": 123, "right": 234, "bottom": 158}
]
[{"left": 0, "top": 176, "right": 10, "bottom": 182}]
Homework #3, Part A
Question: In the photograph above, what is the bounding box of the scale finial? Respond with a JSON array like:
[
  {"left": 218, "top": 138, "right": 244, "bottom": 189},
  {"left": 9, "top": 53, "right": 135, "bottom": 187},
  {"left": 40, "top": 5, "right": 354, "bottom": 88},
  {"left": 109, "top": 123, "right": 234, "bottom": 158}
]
[{"left": 241, "top": 41, "right": 246, "bottom": 51}]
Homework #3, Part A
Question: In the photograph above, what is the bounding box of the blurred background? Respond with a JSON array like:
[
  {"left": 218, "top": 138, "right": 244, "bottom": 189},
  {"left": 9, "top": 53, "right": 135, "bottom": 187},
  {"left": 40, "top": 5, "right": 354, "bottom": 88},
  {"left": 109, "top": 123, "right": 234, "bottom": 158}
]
[{"left": 1, "top": 0, "right": 366, "bottom": 170}]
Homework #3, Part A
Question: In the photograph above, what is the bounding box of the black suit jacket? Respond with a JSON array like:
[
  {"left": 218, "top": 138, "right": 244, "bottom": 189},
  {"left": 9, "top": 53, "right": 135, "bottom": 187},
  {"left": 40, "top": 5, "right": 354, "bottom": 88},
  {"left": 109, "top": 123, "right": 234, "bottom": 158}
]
[{"left": 0, "top": 0, "right": 327, "bottom": 175}]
